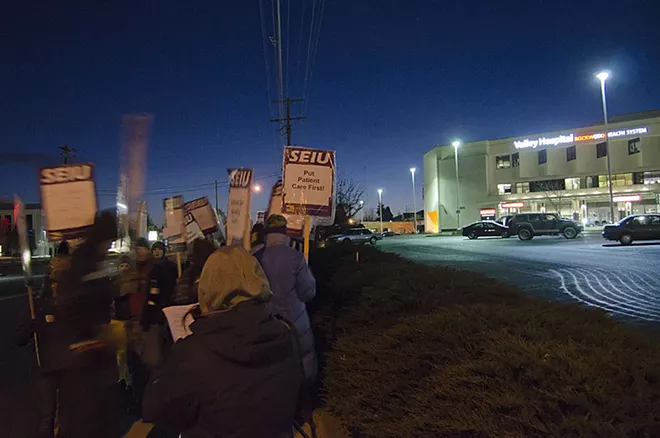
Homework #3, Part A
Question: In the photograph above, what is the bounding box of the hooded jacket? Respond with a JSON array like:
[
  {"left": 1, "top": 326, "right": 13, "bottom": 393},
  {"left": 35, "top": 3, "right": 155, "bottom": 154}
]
[
  {"left": 255, "top": 233, "right": 318, "bottom": 381},
  {"left": 142, "top": 301, "right": 302, "bottom": 438}
]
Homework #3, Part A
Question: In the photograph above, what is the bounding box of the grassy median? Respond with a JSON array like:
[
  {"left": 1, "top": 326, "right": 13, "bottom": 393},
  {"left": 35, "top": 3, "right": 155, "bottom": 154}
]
[{"left": 309, "top": 245, "right": 660, "bottom": 438}]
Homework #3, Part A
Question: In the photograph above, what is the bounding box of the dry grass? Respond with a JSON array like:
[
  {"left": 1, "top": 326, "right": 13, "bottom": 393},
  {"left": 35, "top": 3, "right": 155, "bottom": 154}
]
[{"left": 309, "top": 246, "right": 660, "bottom": 438}]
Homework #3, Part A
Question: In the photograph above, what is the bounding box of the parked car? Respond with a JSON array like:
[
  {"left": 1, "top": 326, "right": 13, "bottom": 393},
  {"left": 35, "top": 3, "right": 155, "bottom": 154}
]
[
  {"left": 381, "top": 230, "right": 400, "bottom": 237},
  {"left": 496, "top": 215, "right": 514, "bottom": 227},
  {"left": 462, "top": 221, "right": 510, "bottom": 239},
  {"left": 507, "top": 213, "right": 582, "bottom": 241},
  {"left": 326, "top": 228, "right": 381, "bottom": 245},
  {"left": 602, "top": 214, "right": 660, "bottom": 245}
]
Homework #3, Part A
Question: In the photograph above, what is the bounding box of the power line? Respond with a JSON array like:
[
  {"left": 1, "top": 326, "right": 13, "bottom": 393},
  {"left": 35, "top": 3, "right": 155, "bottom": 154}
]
[
  {"left": 294, "top": 0, "right": 307, "bottom": 95},
  {"left": 285, "top": 0, "right": 291, "bottom": 100},
  {"left": 98, "top": 172, "right": 282, "bottom": 197},
  {"left": 258, "top": 0, "right": 274, "bottom": 119},
  {"left": 302, "top": 0, "right": 326, "bottom": 120}
]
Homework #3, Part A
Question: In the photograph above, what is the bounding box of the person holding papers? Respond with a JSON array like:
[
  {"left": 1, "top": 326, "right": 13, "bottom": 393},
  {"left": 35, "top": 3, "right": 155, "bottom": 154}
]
[{"left": 143, "top": 245, "right": 302, "bottom": 438}]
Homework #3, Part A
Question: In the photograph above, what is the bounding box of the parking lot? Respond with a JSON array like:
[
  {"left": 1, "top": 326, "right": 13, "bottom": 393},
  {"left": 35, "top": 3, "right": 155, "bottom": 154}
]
[{"left": 379, "top": 232, "right": 660, "bottom": 325}]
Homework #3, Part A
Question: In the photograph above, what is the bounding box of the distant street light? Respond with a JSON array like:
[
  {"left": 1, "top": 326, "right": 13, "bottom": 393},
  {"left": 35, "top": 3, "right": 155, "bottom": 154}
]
[
  {"left": 596, "top": 71, "right": 615, "bottom": 222},
  {"left": 378, "top": 189, "right": 384, "bottom": 233},
  {"left": 410, "top": 168, "right": 418, "bottom": 233},
  {"left": 359, "top": 200, "right": 364, "bottom": 224},
  {"left": 253, "top": 184, "right": 262, "bottom": 193},
  {"left": 452, "top": 140, "right": 461, "bottom": 230}
]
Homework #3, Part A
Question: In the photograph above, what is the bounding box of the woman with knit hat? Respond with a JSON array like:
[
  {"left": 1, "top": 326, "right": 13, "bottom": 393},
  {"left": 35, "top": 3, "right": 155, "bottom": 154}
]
[
  {"left": 143, "top": 245, "right": 302, "bottom": 438},
  {"left": 254, "top": 214, "right": 318, "bottom": 383}
]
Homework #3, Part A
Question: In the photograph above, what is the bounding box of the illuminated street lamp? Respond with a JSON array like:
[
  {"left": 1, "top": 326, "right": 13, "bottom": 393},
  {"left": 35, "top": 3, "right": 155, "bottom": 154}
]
[
  {"left": 359, "top": 200, "right": 364, "bottom": 224},
  {"left": 596, "top": 71, "right": 615, "bottom": 222},
  {"left": 253, "top": 184, "right": 262, "bottom": 193},
  {"left": 377, "top": 189, "right": 384, "bottom": 233},
  {"left": 452, "top": 140, "right": 462, "bottom": 229},
  {"left": 410, "top": 168, "right": 418, "bottom": 233}
]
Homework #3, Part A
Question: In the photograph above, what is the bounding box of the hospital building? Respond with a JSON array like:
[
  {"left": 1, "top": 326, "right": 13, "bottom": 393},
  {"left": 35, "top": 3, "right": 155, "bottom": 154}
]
[{"left": 423, "top": 110, "right": 660, "bottom": 233}]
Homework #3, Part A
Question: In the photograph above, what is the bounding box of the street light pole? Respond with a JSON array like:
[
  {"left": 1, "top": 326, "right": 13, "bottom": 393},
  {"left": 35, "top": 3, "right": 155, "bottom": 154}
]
[
  {"left": 359, "top": 200, "right": 364, "bottom": 224},
  {"left": 596, "top": 71, "right": 615, "bottom": 223},
  {"left": 410, "top": 168, "right": 417, "bottom": 233},
  {"left": 452, "top": 140, "right": 461, "bottom": 229},
  {"left": 378, "top": 189, "right": 384, "bottom": 233}
]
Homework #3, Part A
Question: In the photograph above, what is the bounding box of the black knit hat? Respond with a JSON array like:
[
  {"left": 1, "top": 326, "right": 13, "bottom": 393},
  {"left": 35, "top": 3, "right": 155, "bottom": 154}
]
[
  {"left": 265, "top": 214, "right": 288, "bottom": 234},
  {"left": 134, "top": 237, "right": 150, "bottom": 249},
  {"left": 88, "top": 210, "right": 118, "bottom": 243},
  {"left": 57, "top": 241, "right": 70, "bottom": 256},
  {"left": 151, "top": 241, "right": 166, "bottom": 252}
]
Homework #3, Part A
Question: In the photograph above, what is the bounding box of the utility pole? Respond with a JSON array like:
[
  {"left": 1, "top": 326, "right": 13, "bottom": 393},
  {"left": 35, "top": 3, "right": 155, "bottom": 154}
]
[
  {"left": 270, "top": 98, "right": 306, "bottom": 145},
  {"left": 58, "top": 145, "right": 76, "bottom": 164}
]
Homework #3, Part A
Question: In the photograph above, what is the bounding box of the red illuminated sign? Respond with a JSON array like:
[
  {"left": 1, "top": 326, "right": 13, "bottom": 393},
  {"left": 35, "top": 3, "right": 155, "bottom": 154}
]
[
  {"left": 480, "top": 208, "right": 497, "bottom": 216},
  {"left": 612, "top": 195, "right": 641, "bottom": 202},
  {"left": 500, "top": 202, "right": 524, "bottom": 209}
]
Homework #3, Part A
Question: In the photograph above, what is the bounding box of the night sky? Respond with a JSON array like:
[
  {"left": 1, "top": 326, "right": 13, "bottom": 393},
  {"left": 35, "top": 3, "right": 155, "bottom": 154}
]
[{"left": 2, "top": 1, "right": 660, "bottom": 224}]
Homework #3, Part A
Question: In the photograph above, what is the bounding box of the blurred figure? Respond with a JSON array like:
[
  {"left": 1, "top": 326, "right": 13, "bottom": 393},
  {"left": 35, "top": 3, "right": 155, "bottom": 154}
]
[
  {"left": 172, "top": 238, "right": 216, "bottom": 305},
  {"left": 23, "top": 240, "right": 72, "bottom": 438},
  {"left": 50, "top": 210, "right": 120, "bottom": 438},
  {"left": 112, "top": 255, "right": 134, "bottom": 392},
  {"left": 255, "top": 214, "right": 318, "bottom": 383},
  {"left": 143, "top": 246, "right": 302, "bottom": 438},
  {"left": 250, "top": 223, "right": 266, "bottom": 254},
  {"left": 124, "top": 238, "right": 169, "bottom": 414},
  {"left": 150, "top": 241, "right": 178, "bottom": 308}
]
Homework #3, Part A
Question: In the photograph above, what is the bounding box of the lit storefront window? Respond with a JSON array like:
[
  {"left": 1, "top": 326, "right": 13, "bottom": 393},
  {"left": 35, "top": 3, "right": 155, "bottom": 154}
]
[
  {"left": 516, "top": 182, "right": 530, "bottom": 193},
  {"left": 497, "top": 183, "right": 512, "bottom": 195},
  {"left": 564, "top": 177, "right": 581, "bottom": 190},
  {"left": 598, "top": 173, "right": 634, "bottom": 188},
  {"left": 643, "top": 171, "right": 660, "bottom": 185},
  {"left": 496, "top": 155, "right": 511, "bottom": 169}
]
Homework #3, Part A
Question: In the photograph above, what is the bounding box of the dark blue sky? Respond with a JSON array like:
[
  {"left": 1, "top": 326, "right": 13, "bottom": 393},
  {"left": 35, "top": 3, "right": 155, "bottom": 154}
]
[{"left": 2, "top": 1, "right": 659, "bottom": 223}]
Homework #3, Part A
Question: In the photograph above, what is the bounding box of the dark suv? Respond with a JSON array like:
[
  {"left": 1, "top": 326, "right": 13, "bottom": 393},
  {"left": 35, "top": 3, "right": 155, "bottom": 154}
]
[{"left": 508, "top": 213, "right": 582, "bottom": 241}]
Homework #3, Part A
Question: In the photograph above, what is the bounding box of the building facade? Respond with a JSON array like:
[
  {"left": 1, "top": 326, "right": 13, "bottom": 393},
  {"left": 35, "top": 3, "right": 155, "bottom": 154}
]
[
  {"left": 0, "top": 202, "right": 47, "bottom": 255},
  {"left": 424, "top": 111, "right": 660, "bottom": 233}
]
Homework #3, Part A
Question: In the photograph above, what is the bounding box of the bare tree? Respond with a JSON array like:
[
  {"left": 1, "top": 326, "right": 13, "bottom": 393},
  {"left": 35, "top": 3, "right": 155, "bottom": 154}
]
[
  {"left": 335, "top": 174, "right": 365, "bottom": 225},
  {"left": 534, "top": 180, "right": 567, "bottom": 214}
]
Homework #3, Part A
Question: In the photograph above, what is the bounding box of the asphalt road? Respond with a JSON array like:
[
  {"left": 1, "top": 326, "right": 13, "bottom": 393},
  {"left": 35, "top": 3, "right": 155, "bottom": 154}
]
[
  {"left": 379, "top": 232, "right": 660, "bottom": 325},
  {"left": 0, "top": 274, "right": 41, "bottom": 437}
]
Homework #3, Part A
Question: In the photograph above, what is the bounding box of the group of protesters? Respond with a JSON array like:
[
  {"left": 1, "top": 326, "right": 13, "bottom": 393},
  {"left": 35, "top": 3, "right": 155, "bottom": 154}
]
[{"left": 18, "top": 211, "right": 318, "bottom": 438}]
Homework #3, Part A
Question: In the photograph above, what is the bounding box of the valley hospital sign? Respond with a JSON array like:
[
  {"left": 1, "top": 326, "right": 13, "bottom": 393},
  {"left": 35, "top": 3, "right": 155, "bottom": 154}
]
[{"left": 513, "top": 126, "right": 648, "bottom": 149}]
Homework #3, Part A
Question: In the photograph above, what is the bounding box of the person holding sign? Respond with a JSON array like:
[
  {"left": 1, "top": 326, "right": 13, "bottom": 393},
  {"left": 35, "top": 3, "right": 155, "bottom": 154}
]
[
  {"left": 143, "top": 245, "right": 302, "bottom": 437},
  {"left": 49, "top": 210, "right": 120, "bottom": 438},
  {"left": 254, "top": 215, "right": 318, "bottom": 384}
]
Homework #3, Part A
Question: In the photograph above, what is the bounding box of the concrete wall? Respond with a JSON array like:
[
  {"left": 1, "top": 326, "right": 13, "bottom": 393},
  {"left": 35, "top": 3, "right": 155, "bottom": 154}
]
[{"left": 423, "top": 149, "right": 440, "bottom": 233}]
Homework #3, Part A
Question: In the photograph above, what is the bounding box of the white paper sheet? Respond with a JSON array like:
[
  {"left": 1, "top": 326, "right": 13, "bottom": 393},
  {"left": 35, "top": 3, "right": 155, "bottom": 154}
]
[{"left": 162, "top": 304, "right": 197, "bottom": 341}]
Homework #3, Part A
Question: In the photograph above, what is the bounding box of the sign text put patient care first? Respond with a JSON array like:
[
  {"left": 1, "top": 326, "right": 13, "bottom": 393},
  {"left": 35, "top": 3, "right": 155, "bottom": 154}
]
[{"left": 283, "top": 146, "right": 335, "bottom": 217}]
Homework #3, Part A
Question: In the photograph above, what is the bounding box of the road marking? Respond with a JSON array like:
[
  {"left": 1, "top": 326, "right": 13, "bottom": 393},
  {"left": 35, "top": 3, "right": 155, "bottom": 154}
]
[
  {"left": 0, "top": 293, "right": 26, "bottom": 302},
  {"left": 587, "top": 270, "right": 660, "bottom": 315},
  {"left": 552, "top": 269, "right": 659, "bottom": 321}
]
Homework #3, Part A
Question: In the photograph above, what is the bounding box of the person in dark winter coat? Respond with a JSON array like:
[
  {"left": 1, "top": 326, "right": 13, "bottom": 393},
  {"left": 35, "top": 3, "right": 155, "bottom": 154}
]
[
  {"left": 15, "top": 240, "right": 72, "bottom": 438},
  {"left": 254, "top": 214, "right": 318, "bottom": 383},
  {"left": 122, "top": 237, "right": 173, "bottom": 412},
  {"left": 172, "top": 238, "right": 216, "bottom": 305},
  {"left": 143, "top": 245, "right": 302, "bottom": 438},
  {"left": 151, "top": 241, "right": 178, "bottom": 298},
  {"left": 47, "top": 210, "right": 120, "bottom": 438}
]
